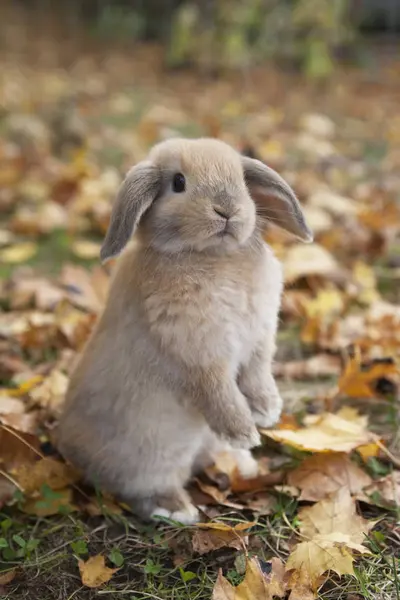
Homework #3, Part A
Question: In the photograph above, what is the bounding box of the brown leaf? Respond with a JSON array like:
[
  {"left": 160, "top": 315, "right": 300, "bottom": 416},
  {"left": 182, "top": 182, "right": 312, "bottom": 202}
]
[
  {"left": 0, "top": 569, "right": 17, "bottom": 586},
  {"left": 358, "top": 471, "right": 400, "bottom": 508},
  {"left": 79, "top": 554, "right": 119, "bottom": 588},
  {"left": 20, "top": 487, "right": 77, "bottom": 516},
  {"left": 287, "top": 453, "right": 372, "bottom": 501},
  {"left": 193, "top": 521, "right": 255, "bottom": 554},
  {"left": 14, "top": 457, "right": 80, "bottom": 494},
  {"left": 212, "top": 557, "right": 286, "bottom": 600},
  {"left": 0, "top": 426, "right": 40, "bottom": 471}
]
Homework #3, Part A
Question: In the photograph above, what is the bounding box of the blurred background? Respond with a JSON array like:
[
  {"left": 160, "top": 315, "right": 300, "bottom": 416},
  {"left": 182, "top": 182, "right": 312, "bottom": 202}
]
[{"left": 0, "top": 0, "right": 399, "bottom": 397}]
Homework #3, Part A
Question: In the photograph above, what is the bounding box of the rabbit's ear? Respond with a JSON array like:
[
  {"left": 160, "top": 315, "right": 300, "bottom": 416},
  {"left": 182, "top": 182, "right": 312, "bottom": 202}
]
[
  {"left": 100, "top": 161, "right": 161, "bottom": 263},
  {"left": 242, "top": 156, "right": 313, "bottom": 242}
]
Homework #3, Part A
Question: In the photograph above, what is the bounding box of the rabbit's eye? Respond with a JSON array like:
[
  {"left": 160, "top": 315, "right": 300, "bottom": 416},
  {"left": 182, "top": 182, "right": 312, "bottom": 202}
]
[{"left": 172, "top": 173, "right": 186, "bottom": 193}]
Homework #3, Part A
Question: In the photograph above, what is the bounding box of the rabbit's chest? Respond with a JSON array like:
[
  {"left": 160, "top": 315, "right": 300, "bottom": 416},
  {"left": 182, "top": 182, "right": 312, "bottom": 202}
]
[{"left": 206, "top": 247, "right": 283, "bottom": 361}]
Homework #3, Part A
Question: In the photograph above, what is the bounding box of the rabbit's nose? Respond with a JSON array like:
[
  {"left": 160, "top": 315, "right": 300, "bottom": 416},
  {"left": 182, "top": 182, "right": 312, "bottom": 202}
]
[{"left": 213, "top": 206, "right": 230, "bottom": 220}]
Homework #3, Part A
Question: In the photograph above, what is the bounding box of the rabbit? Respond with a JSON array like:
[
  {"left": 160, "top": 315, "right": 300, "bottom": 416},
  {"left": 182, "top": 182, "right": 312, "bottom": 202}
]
[{"left": 57, "top": 137, "right": 312, "bottom": 524}]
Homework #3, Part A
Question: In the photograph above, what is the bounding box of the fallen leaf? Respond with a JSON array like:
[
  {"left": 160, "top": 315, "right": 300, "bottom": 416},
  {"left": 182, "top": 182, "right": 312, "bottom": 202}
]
[
  {"left": 212, "top": 556, "right": 286, "bottom": 600},
  {"left": 338, "top": 352, "right": 399, "bottom": 399},
  {"left": 0, "top": 242, "right": 38, "bottom": 264},
  {"left": 0, "top": 426, "right": 41, "bottom": 471},
  {"left": 78, "top": 554, "right": 119, "bottom": 588},
  {"left": 20, "top": 487, "right": 77, "bottom": 516},
  {"left": 297, "top": 488, "right": 374, "bottom": 551},
  {"left": 358, "top": 471, "right": 400, "bottom": 508},
  {"left": 14, "top": 457, "right": 80, "bottom": 494},
  {"left": 264, "top": 409, "right": 376, "bottom": 453},
  {"left": 29, "top": 370, "right": 69, "bottom": 415},
  {"left": 274, "top": 354, "right": 341, "bottom": 380},
  {"left": 287, "top": 453, "right": 372, "bottom": 501},
  {"left": 283, "top": 243, "right": 341, "bottom": 284},
  {"left": 286, "top": 540, "right": 354, "bottom": 591},
  {"left": 0, "top": 569, "right": 17, "bottom": 586},
  {"left": 71, "top": 239, "right": 101, "bottom": 260}
]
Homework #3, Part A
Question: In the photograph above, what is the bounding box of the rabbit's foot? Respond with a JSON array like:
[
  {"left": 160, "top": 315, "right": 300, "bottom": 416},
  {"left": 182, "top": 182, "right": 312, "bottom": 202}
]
[
  {"left": 252, "top": 399, "right": 282, "bottom": 429},
  {"left": 151, "top": 503, "right": 199, "bottom": 525},
  {"left": 226, "top": 426, "right": 261, "bottom": 450},
  {"left": 230, "top": 448, "right": 259, "bottom": 478},
  {"left": 136, "top": 489, "right": 199, "bottom": 525}
]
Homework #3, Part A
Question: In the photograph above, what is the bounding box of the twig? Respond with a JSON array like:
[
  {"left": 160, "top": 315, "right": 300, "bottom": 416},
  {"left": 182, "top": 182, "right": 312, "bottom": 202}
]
[
  {"left": 376, "top": 440, "right": 400, "bottom": 469},
  {"left": 0, "top": 467, "right": 23, "bottom": 491}
]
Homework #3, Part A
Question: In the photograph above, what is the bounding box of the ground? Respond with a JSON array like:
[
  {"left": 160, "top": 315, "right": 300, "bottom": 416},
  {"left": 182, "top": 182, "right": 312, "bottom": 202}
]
[{"left": 0, "top": 36, "right": 400, "bottom": 600}]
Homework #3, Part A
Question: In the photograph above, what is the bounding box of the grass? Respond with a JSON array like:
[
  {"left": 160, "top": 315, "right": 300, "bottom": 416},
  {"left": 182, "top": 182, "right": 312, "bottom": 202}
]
[{"left": 1, "top": 500, "right": 399, "bottom": 600}]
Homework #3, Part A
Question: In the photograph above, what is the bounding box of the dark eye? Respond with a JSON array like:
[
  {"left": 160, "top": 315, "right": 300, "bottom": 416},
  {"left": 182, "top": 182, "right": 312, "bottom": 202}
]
[{"left": 172, "top": 173, "right": 186, "bottom": 193}]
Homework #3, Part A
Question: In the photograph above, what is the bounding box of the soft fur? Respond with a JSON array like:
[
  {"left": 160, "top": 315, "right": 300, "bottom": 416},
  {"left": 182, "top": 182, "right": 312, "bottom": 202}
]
[{"left": 57, "top": 138, "right": 312, "bottom": 523}]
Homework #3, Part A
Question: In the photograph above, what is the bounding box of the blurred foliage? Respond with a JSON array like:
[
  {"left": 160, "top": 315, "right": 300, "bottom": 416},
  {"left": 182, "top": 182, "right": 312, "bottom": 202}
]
[
  {"left": 167, "top": 0, "right": 354, "bottom": 77},
  {"left": 11, "top": 0, "right": 361, "bottom": 77}
]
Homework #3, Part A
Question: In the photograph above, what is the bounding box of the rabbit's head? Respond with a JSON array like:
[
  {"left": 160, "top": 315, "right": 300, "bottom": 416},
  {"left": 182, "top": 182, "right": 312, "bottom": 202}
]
[{"left": 101, "top": 138, "right": 312, "bottom": 261}]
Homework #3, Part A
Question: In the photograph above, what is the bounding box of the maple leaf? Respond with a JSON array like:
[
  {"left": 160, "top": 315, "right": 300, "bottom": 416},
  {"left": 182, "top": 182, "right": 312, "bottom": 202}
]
[
  {"left": 358, "top": 471, "right": 400, "bottom": 508},
  {"left": 78, "top": 554, "right": 119, "bottom": 588},
  {"left": 212, "top": 557, "right": 286, "bottom": 600},
  {"left": 287, "top": 453, "right": 372, "bottom": 501},
  {"left": 285, "top": 489, "right": 373, "bottom": 596},
  {"left": 193, "top": 521, "right": 255, "bottom": 555},
  {"left": 264, "top": 408, "right": 376, "bottom": 453},
  {"left": 338, "top": 352, "right": 399, "bottom": 399}
]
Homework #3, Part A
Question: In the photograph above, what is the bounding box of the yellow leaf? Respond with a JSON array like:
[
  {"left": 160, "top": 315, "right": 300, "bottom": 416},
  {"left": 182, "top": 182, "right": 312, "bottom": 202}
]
[
  {"left": 338, "top": 353, "right": 399, "bottom": 399},
  {"left": 298, "top": 488, "right": 374, "bottom": 548},
  {"left": 71, "top": 239, "right": 101, "bottom": 260},
  {"left": 14, "top": 457, "right": 80, "bottom": 494},
  {"left": 357, "top": 442, "right": 380, "bottom": 462},
  {"left": 212, "top": 557, "right": 286, "bottom": 600},
  {"left": 286, "top": 540, "right": 355, "bottom": 588},
  {"left": 78, "top": 554, "right": 119, "bottom": 588},
  {"left": 5, "top": 375, "right": 44, "bottom": 397},
  {"left": 20, "top": 487, "right": 77, "bottom": 517},
  {"left": 264, "top": 409, "right": 376, "bottom": 453},
  {"left": 301, "top": 287, "right": 345, "bottom": 319},
  {"left": 0, "top": 242, "right": 38, "bottom": 264}
]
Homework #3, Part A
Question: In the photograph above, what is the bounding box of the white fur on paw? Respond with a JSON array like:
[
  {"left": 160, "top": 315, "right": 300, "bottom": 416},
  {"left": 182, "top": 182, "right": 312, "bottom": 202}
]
[
  {"left": 231, "top": 449, "right": 259, "bottom": 479},
  {"left": 229, "top": 428, "right": 261, "bottom": 450},
  {"left": 252, "top": 402, "right": 282, "bottom": 429},
  {"left": 151, "top": 504, "right": 199, "bottom": 525}
]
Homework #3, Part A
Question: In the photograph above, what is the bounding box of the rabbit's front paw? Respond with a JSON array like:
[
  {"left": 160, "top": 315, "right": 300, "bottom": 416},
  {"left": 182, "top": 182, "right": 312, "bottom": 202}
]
[
  {"left": 252, "top": 401, "right": 282, "bottom": 429},
  {"left": 227, "top": 426, "right": 261, "bottom": 450}
]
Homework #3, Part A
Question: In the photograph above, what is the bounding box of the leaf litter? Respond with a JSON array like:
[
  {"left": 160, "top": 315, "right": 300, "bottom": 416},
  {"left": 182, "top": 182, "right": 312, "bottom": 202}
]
[{"left": 0, "top": 32, "right": 399, "bottom": 600}]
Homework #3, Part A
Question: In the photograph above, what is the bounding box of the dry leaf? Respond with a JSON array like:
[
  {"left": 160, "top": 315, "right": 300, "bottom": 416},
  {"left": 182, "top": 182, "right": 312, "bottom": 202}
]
[
  {"left": 283, "top": 244, "right": 340, "bottom": 284},
  {"left": 264, "top": 409, "right": 376, "bottom": 453},
  {"left": 287, "top": 453, "right": 372, "bottom": 501},
  {"left": 71, "top": 239, "right": 101, "bottom": 260},
  {"left": 298, "top": 488, "right": 374, "bottom": 550},
  {"left": 212, "top": 557, "right": 286, "bottom": 600},
  {"left": 338, "top": 353, "right": 399, "bottom": 399},
  {"left": 20, "top": 487, "right": 77, "bottom": 516},
  {"left": 274, "top": 354, "right": 341, "bottom": 380},
  {"left": 358, "top": 471, "right": 400, "bottom": 508},
  {"left": 0, "top": 242, "right": 38, "bottom": 264},
  {"left": 0, "top": 569, "right": 17, "bottom": 586},
  {"left": 78, "top": 554, "right": 119, "bottom": 588},
  {"left": 29, "top": 370, "right": 69, "bottom": 415},
  {"left": 286, "top": 489, "right": 373, "bottom": 595},
  {"left": 14, "top": 457, "right": 80, "bottom": 494},
  {"left": 286, "top": 540, "right": 354, "bottom": 590}
]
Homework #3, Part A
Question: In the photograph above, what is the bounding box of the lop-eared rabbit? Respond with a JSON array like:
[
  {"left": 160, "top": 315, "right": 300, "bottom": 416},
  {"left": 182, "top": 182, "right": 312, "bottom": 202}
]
[{"left": 58, "top": 138, "right": 312, "bottom": 523}]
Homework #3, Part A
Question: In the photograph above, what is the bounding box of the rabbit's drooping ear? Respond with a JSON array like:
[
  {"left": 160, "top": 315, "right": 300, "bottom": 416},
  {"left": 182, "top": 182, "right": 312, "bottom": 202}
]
[
  {"left": 100, "top": 161, "right": 161, "bottom": 262},
  {"left": 242, "top": 156, "right": 313, "bottom": 242}
]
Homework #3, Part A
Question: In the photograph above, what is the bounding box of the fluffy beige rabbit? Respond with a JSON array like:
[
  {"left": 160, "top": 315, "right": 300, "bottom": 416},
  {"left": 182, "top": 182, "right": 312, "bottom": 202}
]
[{"left": 57, "top": 138, "right": 312, "bottom": 523}]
